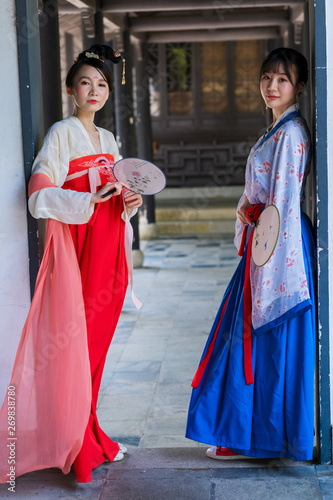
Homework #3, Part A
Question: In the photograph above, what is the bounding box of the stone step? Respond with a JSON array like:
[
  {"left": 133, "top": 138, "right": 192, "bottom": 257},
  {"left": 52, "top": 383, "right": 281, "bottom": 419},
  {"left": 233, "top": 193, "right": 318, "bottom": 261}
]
[
  {"left": 155, "top": 206, "right": 236, "bottom": 222},
  {"left": 142, "top": 186, "right": 242, "bottom": 238},
  {"left": 155, "top": 186, "right": 243, "bottom": 203},
  {"left": 155, "top": 219, "right": 236, "bottom": 236}
]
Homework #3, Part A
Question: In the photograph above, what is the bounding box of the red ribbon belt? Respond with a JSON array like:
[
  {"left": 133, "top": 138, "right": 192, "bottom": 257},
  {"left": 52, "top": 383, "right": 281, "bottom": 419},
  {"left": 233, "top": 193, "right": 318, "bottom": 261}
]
[
  {"left": 191, "top": 204, "right": 264, "bottom": 389},
  {"left": 238, "top": 204, "right": 264, "bottom": 385},
  {"left": 191, "top": 293, "right": 230, "bottom": 389}
]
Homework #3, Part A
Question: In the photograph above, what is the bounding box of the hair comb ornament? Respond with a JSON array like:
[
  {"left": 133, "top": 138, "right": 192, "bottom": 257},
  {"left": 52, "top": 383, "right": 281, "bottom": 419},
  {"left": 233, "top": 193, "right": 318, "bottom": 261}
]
[{"left": 85, "top": 51, "right": 104, "bottom": 62}]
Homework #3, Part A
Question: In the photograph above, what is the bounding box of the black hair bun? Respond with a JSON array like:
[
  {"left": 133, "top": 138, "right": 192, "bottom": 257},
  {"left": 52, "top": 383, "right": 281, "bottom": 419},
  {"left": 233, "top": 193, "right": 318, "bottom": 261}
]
[{"left": 86, "top": 44, "right": 123, "bottom": 64}]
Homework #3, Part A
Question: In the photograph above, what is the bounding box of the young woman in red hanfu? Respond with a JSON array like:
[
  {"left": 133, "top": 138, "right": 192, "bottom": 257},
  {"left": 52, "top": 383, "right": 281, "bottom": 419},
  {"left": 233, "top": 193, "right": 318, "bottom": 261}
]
[{"left": 0, "top": 45, "right": 142, "bottom": 484}]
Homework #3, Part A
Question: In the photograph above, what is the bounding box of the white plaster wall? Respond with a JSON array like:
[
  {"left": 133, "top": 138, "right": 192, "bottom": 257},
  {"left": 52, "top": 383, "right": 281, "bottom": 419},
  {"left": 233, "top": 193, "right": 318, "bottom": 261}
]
[
  {"left": 0, "top": 1, "right": 31, "bottom": 403},
  {"left": 326, "top": 0, "right": 333, "bottom": 424}
]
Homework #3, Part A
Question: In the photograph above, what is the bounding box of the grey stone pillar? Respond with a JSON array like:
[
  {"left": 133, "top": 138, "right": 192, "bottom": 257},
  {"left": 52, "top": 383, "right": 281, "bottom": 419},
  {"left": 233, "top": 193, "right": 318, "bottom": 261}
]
[
  {"left": 114, "top": 28, "right": 143, "bottom": 266},
  {"left": 135, "top": 42, "right": 158, "bottom": 240}
]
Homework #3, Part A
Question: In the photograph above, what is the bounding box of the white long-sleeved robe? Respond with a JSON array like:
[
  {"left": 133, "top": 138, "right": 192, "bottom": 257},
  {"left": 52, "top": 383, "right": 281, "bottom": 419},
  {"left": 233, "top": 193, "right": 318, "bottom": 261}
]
[{"left": 28, "top": 116, "right": 120, "bottom": 224}]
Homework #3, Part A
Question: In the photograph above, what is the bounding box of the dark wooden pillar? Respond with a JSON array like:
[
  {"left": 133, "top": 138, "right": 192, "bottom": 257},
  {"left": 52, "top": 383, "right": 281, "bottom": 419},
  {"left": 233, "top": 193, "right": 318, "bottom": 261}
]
[
  {"left": 114, "top": 28, "right": 142, "bottom": 257},
  {"left": 39, "top": 0, "right": 62, "bottom": 133},
  {"left": 16, "top": 0, "right": 44, "bottom": 296},
  {"left": 38, "top": 0, "right": 62, "bottom": 257},
  {"left": 267, "top": 37, "right": 284, "bottom": 52},
  {"left": 288, "top": 21, "right": 297, "bottom": 50},
  {"left": 135, "top": 42, "right": 156, "bottom": 227},
  {"left": 94, "top": 0, "right": 110, "bottom": 129},
  {"left": 92, "top": 3, "right": 115, "bottom": 133},
  {"left": 94, "top": 0, "right": 104, "bottom": 45},
  {"left": 81, "top": 9, "right": 92, "bottom": 50},
  {"left": 302, "top": 1, "right": 312, "bottom": 126},
  {"left": 103, "top": 40, "right": 116, "bottom": 134},
  {"left": 114, "top": 29, "right": 136, "bottom": 158},
  {"left": 65, "top": 32, "right": 74, "bottom": 113}
]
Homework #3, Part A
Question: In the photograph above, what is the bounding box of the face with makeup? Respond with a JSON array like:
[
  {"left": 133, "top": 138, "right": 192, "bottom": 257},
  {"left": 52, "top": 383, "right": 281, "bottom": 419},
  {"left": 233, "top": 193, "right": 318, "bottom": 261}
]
[
  {"left": 66, "top": 64, "right": 109, "bottom": 116},
  {"left": 260, "top": 64, "right": 304, "bottom": 120}
]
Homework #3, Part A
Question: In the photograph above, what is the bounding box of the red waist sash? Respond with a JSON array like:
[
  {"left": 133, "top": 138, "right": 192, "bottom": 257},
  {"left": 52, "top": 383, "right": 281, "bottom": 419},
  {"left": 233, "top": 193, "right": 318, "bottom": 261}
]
[
  {"left": 191, "top": 204, "right": 264, "bottom": 389},
  {"left": 238, "top": 204, "right": 264, "bottom": 385}
]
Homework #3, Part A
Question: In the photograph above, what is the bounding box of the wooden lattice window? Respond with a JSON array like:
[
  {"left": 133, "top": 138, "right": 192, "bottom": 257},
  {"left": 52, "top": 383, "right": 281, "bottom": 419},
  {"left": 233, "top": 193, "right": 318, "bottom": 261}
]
[
  {"left": 147, "top": 40, "right": 263, "bottom": 122},
  {"left": 200, "top": 42, "right": 228, "bottom": 114},
  {"left": 166, "top": 43, "right": 193, "bottom": 115},
  {"left": 234, "top": 40, "right": 262, "bottom": 112}
]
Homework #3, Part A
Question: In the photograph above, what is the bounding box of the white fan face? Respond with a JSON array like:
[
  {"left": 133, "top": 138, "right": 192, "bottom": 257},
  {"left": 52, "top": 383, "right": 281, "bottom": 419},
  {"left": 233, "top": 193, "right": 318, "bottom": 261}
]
[
  {"left": 252, "top": 205, "right": 280, "bottom": 267},
  {"left": 113, "top": 158, "right": 166, "bottom": 195}
]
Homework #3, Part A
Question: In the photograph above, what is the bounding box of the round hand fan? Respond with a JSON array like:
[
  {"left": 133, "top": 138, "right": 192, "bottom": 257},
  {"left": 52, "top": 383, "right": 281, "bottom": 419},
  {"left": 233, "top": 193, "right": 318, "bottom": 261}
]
[
  {"left": 251, "top": 205, "right": 280, "bottom": 267},
  {"left": 113, "top": 158, "right": 166, "bottom": 195}
]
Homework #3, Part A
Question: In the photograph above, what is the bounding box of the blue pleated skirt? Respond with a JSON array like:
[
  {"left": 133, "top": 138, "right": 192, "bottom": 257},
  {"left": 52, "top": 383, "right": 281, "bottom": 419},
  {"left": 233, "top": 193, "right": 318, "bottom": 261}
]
[{"left": 186, "top": 214, "right": 316, "bottom": 460}]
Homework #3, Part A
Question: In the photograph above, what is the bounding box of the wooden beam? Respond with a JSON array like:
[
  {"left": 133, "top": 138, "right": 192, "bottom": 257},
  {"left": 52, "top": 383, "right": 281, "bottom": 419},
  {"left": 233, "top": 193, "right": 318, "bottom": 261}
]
[
  {"left": 103, "top": 0, "right": 304, "bottom": 13},
  {"left": 130, "top": 9, "right": 289, "bottom": 32},
  {"left": 148, "top": 26, "right": 280, "bottom": 43}
]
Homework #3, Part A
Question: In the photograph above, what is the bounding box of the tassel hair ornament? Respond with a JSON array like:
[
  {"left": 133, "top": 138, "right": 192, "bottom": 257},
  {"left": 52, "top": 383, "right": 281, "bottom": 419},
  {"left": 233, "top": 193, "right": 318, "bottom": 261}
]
[{"left": 113, "top": 50, "right": 126, "bottom": 85}]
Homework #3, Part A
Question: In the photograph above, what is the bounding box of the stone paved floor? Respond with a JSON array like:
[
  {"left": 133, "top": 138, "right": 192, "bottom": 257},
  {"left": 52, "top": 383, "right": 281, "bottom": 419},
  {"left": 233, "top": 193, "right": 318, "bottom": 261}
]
[
  {"left": 97, "top": 237, "right": 239, "bottom": 450},
  {"left": 2, "top": 449, "right": 331, "bottom": 500},
  {"left": 1, "top": 237, "right": 333, "bottom": 499}
]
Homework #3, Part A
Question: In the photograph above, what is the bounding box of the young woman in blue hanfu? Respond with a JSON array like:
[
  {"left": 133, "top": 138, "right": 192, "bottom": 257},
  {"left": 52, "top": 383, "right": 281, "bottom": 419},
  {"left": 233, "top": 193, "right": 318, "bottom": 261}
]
[{"left": 186, "top": 47, "right": 316, "bottom": 461}]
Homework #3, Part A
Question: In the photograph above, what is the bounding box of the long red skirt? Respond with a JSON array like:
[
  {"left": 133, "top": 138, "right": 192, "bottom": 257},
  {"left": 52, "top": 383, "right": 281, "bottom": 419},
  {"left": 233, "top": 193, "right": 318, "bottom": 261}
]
[{"left": 64, "top": 154, "right": 128, "bottom": 482}]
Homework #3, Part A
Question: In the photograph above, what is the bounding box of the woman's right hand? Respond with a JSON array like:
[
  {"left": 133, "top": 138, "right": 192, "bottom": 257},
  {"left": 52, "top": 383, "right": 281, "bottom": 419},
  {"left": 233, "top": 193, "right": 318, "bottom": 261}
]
[
  {"left": 237, "top": 197, "right": 255, "bottom": 226},
  {"left": 91, "top": 182, "right": 122, "bottom": 204}
]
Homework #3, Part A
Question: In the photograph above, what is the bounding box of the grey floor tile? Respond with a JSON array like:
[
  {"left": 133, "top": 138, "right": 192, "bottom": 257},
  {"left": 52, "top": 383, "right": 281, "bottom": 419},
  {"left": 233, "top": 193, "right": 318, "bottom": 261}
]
[
  {"left": 102, "top": 380, "right": 158, "bottom": 396},
  {"left": 138, "top": 434, "right": 199, "bottom": 448},
  {"left": 97, "top": 238, "right": 237, "bottom": 450},
  {"left": 96, "top": 417, "right": 147, "bottom": 437},
  {"left": 100, "top": 469, "right": 212, "bottom": 500}
]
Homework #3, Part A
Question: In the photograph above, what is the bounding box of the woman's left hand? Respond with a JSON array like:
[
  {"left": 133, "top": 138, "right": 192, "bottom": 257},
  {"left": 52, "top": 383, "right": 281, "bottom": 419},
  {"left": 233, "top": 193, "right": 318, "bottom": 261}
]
[{"left": 124, "top": 191, "right": 143, "bottom": 210}]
